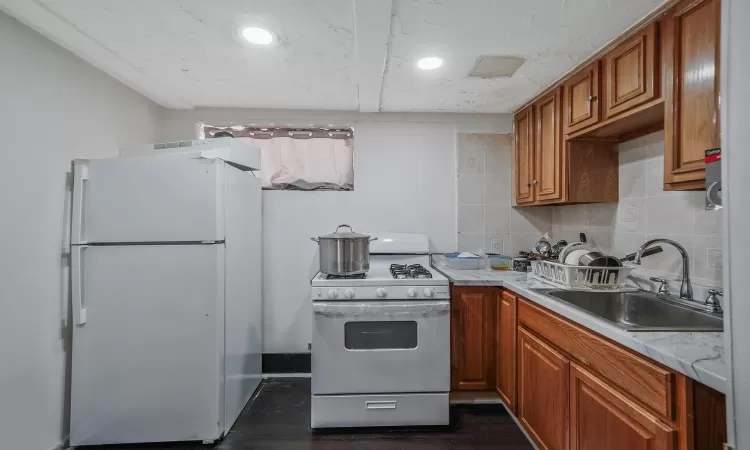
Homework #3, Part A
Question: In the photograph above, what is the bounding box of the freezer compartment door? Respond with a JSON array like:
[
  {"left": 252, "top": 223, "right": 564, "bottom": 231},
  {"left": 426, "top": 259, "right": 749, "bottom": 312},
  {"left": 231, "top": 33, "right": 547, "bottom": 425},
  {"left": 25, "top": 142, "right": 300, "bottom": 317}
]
[
  {"left": 70, "top": 244, "right": 225, "bottom": 446},
  {"left": 72, "top": 157, "right": 225, "bottom": 244}
]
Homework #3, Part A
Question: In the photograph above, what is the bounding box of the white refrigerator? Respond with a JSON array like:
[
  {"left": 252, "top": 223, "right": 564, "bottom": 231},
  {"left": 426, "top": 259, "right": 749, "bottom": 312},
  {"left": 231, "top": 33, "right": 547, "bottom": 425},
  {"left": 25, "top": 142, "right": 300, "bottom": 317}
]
[{"left": 69, "top": 140, "right": 262, "bottom": 446}]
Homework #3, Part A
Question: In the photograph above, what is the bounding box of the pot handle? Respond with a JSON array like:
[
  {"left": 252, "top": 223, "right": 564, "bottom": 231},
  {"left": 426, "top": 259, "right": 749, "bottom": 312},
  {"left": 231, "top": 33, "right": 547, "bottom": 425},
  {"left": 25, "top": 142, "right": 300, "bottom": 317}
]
[
  {"left": 310, "top": 237, "right": 320, "bottom": 242},
  {"left": 369, "top": 237, "right": 378, "bottom": 242},
  {"left": 335, "top": 224, "right": 353, "bottom": 232}
]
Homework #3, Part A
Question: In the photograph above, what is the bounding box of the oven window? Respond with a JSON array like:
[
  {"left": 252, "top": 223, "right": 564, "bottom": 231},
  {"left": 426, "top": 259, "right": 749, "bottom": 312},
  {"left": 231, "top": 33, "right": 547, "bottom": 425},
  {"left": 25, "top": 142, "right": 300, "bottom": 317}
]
[{"left": 344, "top": 321, "right": 418, "bottom": 350}]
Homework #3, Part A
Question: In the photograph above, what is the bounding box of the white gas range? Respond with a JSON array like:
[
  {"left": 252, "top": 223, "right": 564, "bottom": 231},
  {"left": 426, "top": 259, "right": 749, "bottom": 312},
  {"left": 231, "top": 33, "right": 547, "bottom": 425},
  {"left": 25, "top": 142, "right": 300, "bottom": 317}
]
[{"left": 310, "top": 233, "right": 450, "bottom": 429}]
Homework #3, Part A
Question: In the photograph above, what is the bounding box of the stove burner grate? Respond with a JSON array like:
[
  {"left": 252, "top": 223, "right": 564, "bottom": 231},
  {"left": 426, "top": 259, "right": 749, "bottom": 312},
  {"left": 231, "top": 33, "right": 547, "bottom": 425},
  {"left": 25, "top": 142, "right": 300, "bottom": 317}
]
[
  {"left": 389, "top": 264, "right": 433, "bottom": 279},
  {"left": 325, "top": 273, "right": 367, "bottom": 280}
]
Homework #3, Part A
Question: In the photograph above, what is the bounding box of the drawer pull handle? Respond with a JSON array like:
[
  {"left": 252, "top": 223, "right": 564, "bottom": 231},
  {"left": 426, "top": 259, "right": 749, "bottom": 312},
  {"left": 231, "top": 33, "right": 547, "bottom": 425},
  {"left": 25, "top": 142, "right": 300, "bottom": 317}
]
[{"left": 366, "top": 401, "right": 397, "bottom": 410}]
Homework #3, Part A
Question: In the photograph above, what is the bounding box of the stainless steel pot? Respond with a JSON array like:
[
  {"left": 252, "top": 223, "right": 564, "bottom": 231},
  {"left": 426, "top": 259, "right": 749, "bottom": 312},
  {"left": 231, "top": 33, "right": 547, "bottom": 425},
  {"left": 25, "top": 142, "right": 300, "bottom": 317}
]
[{"left": 310, "top": 224, "right": 378, "bottom": 276}]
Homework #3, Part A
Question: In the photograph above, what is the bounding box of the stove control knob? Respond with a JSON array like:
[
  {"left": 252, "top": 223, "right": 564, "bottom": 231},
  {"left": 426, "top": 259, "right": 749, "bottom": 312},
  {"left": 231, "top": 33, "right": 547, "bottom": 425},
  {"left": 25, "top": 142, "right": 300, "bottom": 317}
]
[
  {"left": 326, "top": 289, "right": 338, "bottom": 299},
  {"left": 344, "top": 289, "right": 355, "bottom": 299},
  {"left": 407, "top": 288, "right": 417, "bottom": 298},
  {"left": 423, "top": 288, "right": 434, "bottom": 298},
  {"left": 376, "top": 288, "right": 387, "bottom": 298}
]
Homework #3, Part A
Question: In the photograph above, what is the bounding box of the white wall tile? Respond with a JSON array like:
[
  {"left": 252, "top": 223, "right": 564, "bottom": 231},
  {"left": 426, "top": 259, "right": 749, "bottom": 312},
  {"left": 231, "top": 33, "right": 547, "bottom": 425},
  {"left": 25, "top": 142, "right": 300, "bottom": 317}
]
[
  {"left": 587, "top": 203, "right": 617, "bottom": 230},
  {"left": 511, "top": 207, "right": 554, "bottom": 235},
  {"left": 619, "top": 158, "right": 647, "bottom": 199},
  {"left": 458, "top": 174, "right": 485, "bottom": 205},
  {"left": 586, "top": 229, "right": 613, "bottom": 255},
  {"left": 557, "top": 204, "right": 588, "bottom": 230},
  {"left": 457, "top": 233, "right": 486, "bottom": 253},
  {"left": 458, "top": 205, "right": 484, "bottom": 233},
  {"left": 457, "top": 133, "right": 484, "bottom": 150},
  {"left": 457, "top": 134, "right": 485, "bottom": 174},
  {"left": 646, "top": 195, "right": 694, "bottom": 235},
  {"left": 612, "top": 232, "right": 647, "bottom": 259},
  {"left": 485, "top": 172, "right": 512, "bottom": 205},
  {"left": 485, "top": 204, "right": 511, "bottom": 233},
  {"left": 693, "top": 195, "right": 723, "bottom": 236}
]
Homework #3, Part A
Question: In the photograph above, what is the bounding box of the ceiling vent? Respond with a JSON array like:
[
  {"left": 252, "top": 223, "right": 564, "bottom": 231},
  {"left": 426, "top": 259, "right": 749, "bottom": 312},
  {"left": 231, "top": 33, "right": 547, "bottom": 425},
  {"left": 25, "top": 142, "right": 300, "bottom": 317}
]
[{"left": 468, "top": 56, "right": 526, "bottom": 78}]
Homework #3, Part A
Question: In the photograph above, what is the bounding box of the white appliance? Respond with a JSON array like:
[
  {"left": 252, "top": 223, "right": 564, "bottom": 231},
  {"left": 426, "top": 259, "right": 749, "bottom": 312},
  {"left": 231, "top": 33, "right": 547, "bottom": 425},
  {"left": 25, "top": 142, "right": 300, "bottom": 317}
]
[
  {"left": 310, "top": 233, "right": 450, "bottom": 429},
  {"left": 69, "top": 139, "right": 262, "bottom": 446}
]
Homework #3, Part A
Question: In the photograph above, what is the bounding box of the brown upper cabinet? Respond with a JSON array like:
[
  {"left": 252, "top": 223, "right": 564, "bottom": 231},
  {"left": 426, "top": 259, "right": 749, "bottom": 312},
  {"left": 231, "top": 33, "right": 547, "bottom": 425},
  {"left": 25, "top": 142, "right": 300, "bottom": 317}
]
[
  {"left": 514, "top": 105, "right": 535, "bottom": 205},
  {"left": 603, "top": 22, "right": 660, "bottom": 120},
  {"left": 663, "top": 0, "right": 721, "bottom": 190},
  {"left": 514, "top": 91, "right": 619, "bottom": 207},
  {"left": 564, "top": 61, "right": 601, "bottom": 135},
  {"left": 535, "top": 89, "right": 565, "bottom": 203}
]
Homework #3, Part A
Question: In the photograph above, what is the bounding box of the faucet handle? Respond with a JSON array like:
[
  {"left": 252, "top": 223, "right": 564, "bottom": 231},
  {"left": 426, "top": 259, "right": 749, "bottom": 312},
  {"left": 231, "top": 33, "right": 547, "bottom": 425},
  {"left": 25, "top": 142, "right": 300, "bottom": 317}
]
[
  {"left": 705, "top": 289, "right": 723, "bottom": 313},
  {"left": 650, "top": 277, "right": 671, "bottom": 295}
]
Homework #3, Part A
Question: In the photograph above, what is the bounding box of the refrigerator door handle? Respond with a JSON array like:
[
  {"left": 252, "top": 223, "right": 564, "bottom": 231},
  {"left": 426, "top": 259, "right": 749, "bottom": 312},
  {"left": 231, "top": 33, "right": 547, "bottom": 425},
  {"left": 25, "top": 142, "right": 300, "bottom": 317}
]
[
  {"left": 71, "top": 162, "right": 89, "bottom": 245},
  {"left": 71, "top": 245, "right": 87, "bottom": 325}
]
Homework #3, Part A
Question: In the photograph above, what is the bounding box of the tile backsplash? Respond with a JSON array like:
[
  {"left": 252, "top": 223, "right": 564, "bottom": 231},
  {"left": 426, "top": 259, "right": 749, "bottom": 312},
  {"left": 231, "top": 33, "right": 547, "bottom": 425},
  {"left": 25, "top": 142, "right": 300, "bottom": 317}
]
[
  {"left": 456, "top": 131, "right": 723, "bottom": 291},
  {"left": 456, "top": 133, "right": 555, "bottom": 256},
  {"left": 554, "top": 131, "right": 723, "bottom": 289}
]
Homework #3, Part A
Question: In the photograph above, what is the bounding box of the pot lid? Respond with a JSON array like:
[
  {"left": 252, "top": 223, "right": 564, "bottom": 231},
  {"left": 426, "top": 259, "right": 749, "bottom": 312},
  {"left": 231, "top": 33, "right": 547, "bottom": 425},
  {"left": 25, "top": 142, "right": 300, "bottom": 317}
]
[{"left": 319, "top": 224, "right": 370, "bottom": 239}]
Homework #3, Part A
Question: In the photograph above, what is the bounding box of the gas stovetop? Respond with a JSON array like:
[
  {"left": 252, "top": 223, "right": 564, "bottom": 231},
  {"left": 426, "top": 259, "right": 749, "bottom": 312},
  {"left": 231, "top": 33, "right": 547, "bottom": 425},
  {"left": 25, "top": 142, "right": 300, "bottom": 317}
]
[
  {"left": 311, "top": 258, "right": 448, "bottom": 289},
  {"left": 389, "top": 264, "right": 433, "bottom": 279}
]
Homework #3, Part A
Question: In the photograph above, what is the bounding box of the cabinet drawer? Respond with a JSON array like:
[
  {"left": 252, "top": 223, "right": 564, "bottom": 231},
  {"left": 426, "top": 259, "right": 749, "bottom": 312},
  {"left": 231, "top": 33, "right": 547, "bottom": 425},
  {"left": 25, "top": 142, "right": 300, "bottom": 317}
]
[
  {"left": 518, "top": 299, "right": 675, "bottom": 419},
  {"left": 311, "top": 393, "right": 449, "bottom": 429}
]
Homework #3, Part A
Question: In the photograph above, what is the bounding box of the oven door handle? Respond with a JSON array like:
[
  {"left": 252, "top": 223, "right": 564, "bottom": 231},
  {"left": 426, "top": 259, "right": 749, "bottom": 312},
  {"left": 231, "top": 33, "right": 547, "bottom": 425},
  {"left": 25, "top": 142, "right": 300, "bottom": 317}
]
[{"left": 312, "top": 301, "right": 450, "bottom": 317}]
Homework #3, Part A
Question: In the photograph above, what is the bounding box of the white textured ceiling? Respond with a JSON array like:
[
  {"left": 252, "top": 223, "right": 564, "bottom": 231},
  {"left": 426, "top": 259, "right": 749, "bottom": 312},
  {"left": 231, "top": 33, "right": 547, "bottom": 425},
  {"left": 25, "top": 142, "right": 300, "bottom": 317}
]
[{"left": 1, "top": 0, "right": 664, "bottom": 112}]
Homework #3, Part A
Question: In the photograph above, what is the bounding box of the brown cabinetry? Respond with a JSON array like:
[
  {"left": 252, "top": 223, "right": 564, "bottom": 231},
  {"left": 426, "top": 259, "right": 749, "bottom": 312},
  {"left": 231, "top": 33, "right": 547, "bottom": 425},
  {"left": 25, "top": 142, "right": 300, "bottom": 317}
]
[
  {"left": 450, "top": 286, "right": 495, "bottom": 390},
  {"left": 663, "top": 0, "right": 721, "bottom": 190},
  {"left": 495, "top": 290, "right": 517, "bottom": 413},
  {"left": 518, "top": 326, "right": 570, "bottom": 450},
  {"left": 514, "top": 105, "right": 535, "bottom": 205},
  {"left": 514, "top": 88, "right": 618, "bottom": 207},
  {"left": 570, "top": 364, "right": 676, "bottom": 450},
  {"left": 564, "top": 61, "right": 601, "bottom": 135},
  {"left": 535, "top": 88, "right": 565, "bottom": 202},
  {"left": 603, "top": 22, "right": 660, "bottom": 120}
]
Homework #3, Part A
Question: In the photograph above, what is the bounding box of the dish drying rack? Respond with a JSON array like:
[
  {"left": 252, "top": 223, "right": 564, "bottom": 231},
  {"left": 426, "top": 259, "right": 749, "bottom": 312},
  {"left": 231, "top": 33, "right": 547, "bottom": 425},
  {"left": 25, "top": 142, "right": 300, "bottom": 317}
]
[{"left": 530, "top": 259, "right": 637, "bottom": 291}]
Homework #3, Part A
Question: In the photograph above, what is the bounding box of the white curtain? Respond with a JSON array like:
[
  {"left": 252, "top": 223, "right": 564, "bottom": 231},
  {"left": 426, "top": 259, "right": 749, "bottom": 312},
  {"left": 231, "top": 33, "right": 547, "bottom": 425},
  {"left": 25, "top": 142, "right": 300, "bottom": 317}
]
[{"left": 239, "top": 137, "right": 354, "bottom": 190}]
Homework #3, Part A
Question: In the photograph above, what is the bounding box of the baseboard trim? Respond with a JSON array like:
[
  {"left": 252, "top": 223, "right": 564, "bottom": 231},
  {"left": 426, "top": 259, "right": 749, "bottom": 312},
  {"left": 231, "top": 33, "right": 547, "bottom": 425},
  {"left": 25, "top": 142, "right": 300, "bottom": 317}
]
[{"left": 262, "top": 353, "right": 311, "bottom": 374}]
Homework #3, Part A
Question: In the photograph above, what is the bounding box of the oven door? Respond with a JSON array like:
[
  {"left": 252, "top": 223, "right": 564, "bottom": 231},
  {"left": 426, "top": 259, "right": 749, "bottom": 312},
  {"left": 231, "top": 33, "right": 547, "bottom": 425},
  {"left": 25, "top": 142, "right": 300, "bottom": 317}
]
[{"left": 311, "top": 300, "right": 450, "bottom": 395}]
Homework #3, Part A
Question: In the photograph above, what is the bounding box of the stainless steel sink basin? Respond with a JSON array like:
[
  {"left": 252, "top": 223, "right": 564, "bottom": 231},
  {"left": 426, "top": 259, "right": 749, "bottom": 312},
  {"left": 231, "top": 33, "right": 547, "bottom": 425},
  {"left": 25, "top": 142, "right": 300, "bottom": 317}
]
[{"left": 533, "top": 289, "right": 724, "bottom": 332}]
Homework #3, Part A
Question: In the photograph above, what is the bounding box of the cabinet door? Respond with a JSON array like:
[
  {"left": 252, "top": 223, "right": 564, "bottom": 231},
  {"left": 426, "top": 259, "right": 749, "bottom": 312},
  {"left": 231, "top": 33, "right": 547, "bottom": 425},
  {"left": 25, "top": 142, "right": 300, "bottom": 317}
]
[
  {"left": 496, "top": 290, "right": 517, "bottom": 413},
  {"left": 603, "top": 22, "right": 659, "bottom": 120},
  {"left": 663, "top": 0, "right": 720, "bottom": 190},
  {"left": 535, "top": 88, "right": 564, "bottom": 202},
  {"left": 564, "top": 61, "right": 601, "bottom": 134},
  {"left": 515, "top": 105, "right": 535, "bottom": 204},
  {"left": 570, "top": 363, "right": 676, "bottom": 450},
  {"left": 518, "top": 327, "right": 569, "bottom": 450},
  {"left": 451, "top": 287, "right": 495, "bottom": 390}
]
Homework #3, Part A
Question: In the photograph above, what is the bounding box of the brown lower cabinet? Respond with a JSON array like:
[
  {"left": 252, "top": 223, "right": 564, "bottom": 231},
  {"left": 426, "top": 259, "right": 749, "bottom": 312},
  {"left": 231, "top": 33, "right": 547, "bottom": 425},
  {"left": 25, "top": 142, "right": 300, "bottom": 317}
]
[{"left": 449, "top": 286, "right": 727, "bottom": 450}]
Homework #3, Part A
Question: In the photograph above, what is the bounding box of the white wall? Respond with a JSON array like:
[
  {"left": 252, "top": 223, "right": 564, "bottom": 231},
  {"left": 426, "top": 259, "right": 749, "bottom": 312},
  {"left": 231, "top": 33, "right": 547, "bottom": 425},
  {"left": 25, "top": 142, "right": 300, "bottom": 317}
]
[
  {"left": 157, "top": 108, "right": 512, "bottom": 353},
  {"left": 0, "top": 11, "right": 158, "bottom": 450}
]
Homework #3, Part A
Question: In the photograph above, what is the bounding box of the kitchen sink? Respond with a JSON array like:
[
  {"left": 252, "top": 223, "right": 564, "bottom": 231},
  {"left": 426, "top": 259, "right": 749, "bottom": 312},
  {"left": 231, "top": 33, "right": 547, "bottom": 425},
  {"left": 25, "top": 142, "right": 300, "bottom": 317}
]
[{"left": 533, "top": 289, "right": 724, "bottom": 332}]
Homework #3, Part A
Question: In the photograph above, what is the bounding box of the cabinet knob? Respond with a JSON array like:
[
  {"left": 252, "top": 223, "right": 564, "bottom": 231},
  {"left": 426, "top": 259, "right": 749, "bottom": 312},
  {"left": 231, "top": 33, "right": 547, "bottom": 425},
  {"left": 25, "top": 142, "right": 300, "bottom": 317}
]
[
  {"left": 526, "top": 182, "right": 532, "bottom": 187},
  {"left": 588, "top": 95, "right": 598, "bottom": 102},
  {"left": 533, "top": 180, "right": 538, "bottom": 185}
]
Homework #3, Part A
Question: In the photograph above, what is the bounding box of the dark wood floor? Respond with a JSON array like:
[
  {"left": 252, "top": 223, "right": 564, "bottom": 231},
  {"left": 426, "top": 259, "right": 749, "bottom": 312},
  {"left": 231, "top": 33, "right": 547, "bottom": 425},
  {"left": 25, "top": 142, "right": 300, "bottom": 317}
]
[{"left": 83, "top": 378, "right": 534, "bottom": 450}]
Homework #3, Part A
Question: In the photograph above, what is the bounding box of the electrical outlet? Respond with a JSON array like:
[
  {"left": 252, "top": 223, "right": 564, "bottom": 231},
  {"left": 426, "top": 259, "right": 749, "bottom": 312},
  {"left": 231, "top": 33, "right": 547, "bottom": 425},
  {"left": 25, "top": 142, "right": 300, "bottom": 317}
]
[
  {"left": 619, "top": 206, "right": 638, "bottom": 224},
  {"left": 707, "top": 248, "right": 723, "bottom": 270},
  {"left": 463, "top": 154, "right": 478, "bottom": 171},
  {"left": 490, "top": 239, "right": 504, "bottom": 254},
  {"left": 308, "top": 343, "right": 312, "bottom": 352}
]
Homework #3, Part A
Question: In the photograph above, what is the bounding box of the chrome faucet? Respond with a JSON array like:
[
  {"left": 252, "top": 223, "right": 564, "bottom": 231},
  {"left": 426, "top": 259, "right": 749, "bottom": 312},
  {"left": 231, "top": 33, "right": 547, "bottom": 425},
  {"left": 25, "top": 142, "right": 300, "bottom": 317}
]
[{"left": 633, "top": 239, "right": 694, "bottom": 301}]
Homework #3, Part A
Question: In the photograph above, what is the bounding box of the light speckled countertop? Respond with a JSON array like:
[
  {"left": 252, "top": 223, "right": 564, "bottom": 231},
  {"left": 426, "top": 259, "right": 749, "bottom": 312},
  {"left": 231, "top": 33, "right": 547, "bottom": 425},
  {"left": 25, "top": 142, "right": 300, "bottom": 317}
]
[{"left": 431, "top": 255, "right": 727, "bottom": 393}]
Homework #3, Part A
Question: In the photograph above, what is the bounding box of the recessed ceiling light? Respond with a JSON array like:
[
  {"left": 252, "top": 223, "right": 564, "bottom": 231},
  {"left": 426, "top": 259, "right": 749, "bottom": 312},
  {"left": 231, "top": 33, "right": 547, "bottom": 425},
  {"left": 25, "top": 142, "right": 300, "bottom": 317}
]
[
  {"left": 240, "top": 26, "right": 275, "bottom": 45},
  {"left": 418, "top": 57, "right": 443, "bottom": 70}
]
